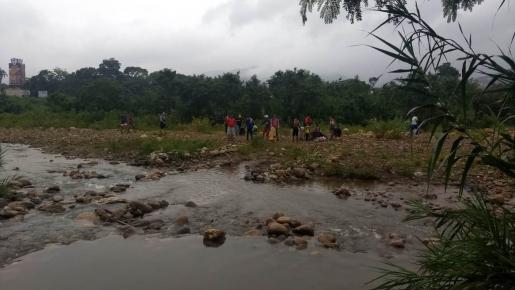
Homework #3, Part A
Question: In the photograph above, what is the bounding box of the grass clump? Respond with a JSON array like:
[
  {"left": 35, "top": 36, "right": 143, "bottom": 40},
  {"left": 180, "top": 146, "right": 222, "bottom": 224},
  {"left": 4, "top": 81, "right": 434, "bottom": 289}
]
[{"left": 106, "top": 138, "right": 212, "bottom": 158}]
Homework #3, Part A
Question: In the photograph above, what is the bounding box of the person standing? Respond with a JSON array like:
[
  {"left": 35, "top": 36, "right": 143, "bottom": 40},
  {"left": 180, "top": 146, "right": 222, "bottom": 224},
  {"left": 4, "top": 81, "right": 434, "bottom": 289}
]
[
  {"left": 303, "top": 115, "right": 313, "bottom": 141},
  {"left": 226, "top": 115, "right": 237, "bottom": 142},
  {"left": 329, "top": 117, "right": 336, "bottom": 140},
  {"left": 237, "top": 114, "right": 244, "bottom": 136},
  {"left": 292, "top": 117, "right": 300, "bottom": 142},
  {"left": 159, "top": 112, "right": 167, "bottom": 130},
  {"left": 271, "top": 115, "right": 280, "bottom": 141},
  {"left": 410, "top": 115, "right": 419, "bottom": 136},
  {"left": 263, "top": 115, "right": 271, "bottom": 140},
  {"left": 246, "top": 117, "right": 255, "bottom": 141}
]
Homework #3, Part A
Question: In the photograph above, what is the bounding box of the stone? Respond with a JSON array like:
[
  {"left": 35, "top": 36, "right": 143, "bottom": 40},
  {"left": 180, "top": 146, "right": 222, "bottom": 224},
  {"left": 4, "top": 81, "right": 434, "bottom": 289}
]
[
  {"left": 390, "top": 239, "right": 406, "bottom": 249},
  {"left": 146, "top": 220, "right": 165, "bottom": 230},
  {"left": 390, "top": 202, "right": 402, "bottom": 209},
  {"left": 75, "top": 212, "right": 100, "bottom": 227},
  {"left": 119, "top": 225, "right": 136, "bottom": 239},
  {"left": 177, "top": 226, "right": 191, "bottom": 235},
  {"left": 276, "top": 216, "right": 302, "bottom": 228},
  {"left": 284, "top": 237, "right": 295, "bottom": 246},
  {"left": 148, "top": 200, "right": 169, "bottom": 209},
  {"left": 110, "top": 184, "right": 130, "bottom": 193},
  {"left": 135, "top": 174, "right": 146, "bottom": 181},
  {"left": 203, "top": 229, "right": 226, "bottom": 247},
  {"left": 7, "top": 200, "right": 35, "bottom": 211},
  {"left": 293, "top": 223, "right": 315, "bottom": 236},
  {"left": 294, "top": 237, "right": 308, "bottom": 250},
  {"left": 333, "top": 186, "right": 352, "bottom": 199},
  {"left": 272, "top": 212, "right": 285, "bottom": 220},
  {"left": 267, "top": 237, "right": 281, "bottom": 244},
  {"left": 318, "top": 233, "right": 338, "bottom": 248},
  {"left": 175, "top": 215, "right": 189, "bottom": 226},
  {"left": 489, "top": 194, "right": 505, "bottom": 205},
  {"left": 128, "top": 201, "right": 154, "bottom": 217},
  {"left": 52, "top": 195, "right": 64, "bottom": 202},
  {"left": 44, "top": 185, "right": 61, "bottom": 194},
  {"left": 255, "top": 175, "right": 265, "bottom": 182},
  {"left": 0, "top": 198, "right": 9, "bottom": 208},
  {"left": 38, "top": 203, "right": 66, "bottom": 214},
  {"left": 267, "top": 222, "right": 289, "bottom": 236},
  {"left": 245, "top": 229, "right": 262, "bottom": 236},
  {"left": 292, "top": 168, "right": 307, "bottom": 178},
  {"left": 0, "top": 209, "right": 23, "bottom": 219},
  {"left": 95, "top": 208, "right": 114, "bottom": 222},
  {"left": 184, "top": 201, "right": 198, "bottom": 208}
]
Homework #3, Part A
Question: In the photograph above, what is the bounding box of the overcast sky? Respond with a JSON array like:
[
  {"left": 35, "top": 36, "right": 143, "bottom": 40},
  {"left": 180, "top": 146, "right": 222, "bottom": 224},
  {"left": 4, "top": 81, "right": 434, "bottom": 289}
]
[{"left": 0, "top": 0, "right": 513, "bottom": 83}]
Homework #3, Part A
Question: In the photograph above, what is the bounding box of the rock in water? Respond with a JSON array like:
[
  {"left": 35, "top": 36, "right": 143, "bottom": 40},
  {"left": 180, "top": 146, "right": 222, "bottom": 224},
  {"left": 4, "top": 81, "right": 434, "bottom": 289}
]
[
  {"left": 75, "top": 212, "right": 100, "bottom": 227},
  {"left": 184, "top": 201, "right": 198, "bottom": 208},
  {"left": 177, "top": 226, "right": 191, "bottom": 235},
  {"left": 333, "top": 186, "right": 352, "bottom": 199},
  {"left": 203, "top": 229, "right": 226, "bottom": 247},
  {"left": 390, "top": 239, "right": 406, "bottom": 249},
  {"left": 44, "top": 185, "right": 61, "bottom": 194},
  {"left": 267, "top": 222, "right": 289, "bottom": 236},
  {"left": 318, "top": 233, "right": 338, "bottom": 248},
  {"left": 293, "top": 223, "right": 315, "bottom": 236},
  {"left": 127, "top": 201, "right": 153, "bottom": 217},
  {"left": 38, "top": 203, "right": 66, "bottom": 214},
  {"left": 175, "top": 215, "right": 189, "bottom": 226},
  {"left": 294, "top": 237, "right": 308, "bottom": 250},
  {"left": 245, "top": 229, "right": 262, "bottom": 236},
  {"left": 52, "top": 195, "right": 64, "bottom": 202}
]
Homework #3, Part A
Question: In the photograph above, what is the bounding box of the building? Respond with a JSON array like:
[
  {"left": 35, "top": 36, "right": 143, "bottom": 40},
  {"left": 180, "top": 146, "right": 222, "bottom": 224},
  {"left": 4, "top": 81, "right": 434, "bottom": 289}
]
[
  {"left": 9, "top": 58, "right": 26, "bottom": 87},
  {"left": 38, "top": 90, "right": 48, "bottom": 98},
  {"left": 5, "top": 87, "right": 30, "bottom": 97}
]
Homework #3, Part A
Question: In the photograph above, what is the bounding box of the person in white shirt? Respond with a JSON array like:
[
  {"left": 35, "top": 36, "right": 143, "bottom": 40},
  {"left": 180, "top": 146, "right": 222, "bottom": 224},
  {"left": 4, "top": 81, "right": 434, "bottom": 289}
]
[{"left": 410, "top": 116, "right": 419, "bottom": 136}]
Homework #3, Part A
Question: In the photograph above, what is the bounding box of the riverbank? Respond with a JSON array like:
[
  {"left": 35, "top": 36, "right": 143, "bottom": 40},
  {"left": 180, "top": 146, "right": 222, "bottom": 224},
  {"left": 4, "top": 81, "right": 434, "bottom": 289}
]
[{"left": 0, "top": 127, "right": 512, "bottom": 197}]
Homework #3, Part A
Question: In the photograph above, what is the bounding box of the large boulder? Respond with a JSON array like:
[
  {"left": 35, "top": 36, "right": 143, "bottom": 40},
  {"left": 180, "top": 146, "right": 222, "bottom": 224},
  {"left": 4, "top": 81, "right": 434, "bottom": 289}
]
[{"left": 203, "top": 229, "right": 226, "bottom": 247}]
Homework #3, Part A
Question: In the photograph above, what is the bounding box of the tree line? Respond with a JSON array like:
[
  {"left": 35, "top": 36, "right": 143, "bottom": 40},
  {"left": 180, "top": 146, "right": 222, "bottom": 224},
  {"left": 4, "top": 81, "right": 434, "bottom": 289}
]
[{"left": 0, "top": 58, "right": 507, "bottom": 126}]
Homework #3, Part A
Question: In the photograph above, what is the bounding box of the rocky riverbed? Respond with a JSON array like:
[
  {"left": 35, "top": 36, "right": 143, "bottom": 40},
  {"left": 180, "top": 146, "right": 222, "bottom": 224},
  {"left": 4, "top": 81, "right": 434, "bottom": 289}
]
[{"left": 0, "top": 143, "right": 486, "bottom": 289}]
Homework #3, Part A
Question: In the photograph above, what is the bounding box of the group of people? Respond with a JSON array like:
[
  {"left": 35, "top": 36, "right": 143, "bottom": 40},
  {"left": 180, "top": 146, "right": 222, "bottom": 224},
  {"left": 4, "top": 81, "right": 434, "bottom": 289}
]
[
  {"left": 224, "top": 114, "right": 343, "bottom": 142},
  {"left": 224, "top": 114, "right": 257, "bottom": 142}
]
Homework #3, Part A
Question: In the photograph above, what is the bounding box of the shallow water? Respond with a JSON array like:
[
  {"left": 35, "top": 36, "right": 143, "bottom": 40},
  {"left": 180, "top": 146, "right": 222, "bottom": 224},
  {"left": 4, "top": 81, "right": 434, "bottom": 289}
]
[
  {"left": 0, "top": 143, "right": 442, "bottom": 289},
  {"left": 0, "top": 235, "right": 412, "bottom": 290}
]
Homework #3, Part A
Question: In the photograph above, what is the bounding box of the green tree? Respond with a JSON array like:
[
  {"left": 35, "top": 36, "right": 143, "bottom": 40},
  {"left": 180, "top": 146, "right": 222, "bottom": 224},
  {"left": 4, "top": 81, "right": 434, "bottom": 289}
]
[
  {"left": 76, "top": 79, "right": 123, "bottom": 111},
  {"left": 300, "top": 0, "right": 491, "bottom": 24},
  {"left": 98, "top": 58, "right": 122, "bottom": 79},
  {"left": 268, "top": 68, "right": 324, "bottom": 121}
]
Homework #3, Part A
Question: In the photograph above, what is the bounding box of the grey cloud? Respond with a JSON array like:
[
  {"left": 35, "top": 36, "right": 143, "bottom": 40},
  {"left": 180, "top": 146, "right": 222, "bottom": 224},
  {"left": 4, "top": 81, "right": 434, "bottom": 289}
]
[{"left": 0, "top": 0, "right": 513, "bottom": 84}]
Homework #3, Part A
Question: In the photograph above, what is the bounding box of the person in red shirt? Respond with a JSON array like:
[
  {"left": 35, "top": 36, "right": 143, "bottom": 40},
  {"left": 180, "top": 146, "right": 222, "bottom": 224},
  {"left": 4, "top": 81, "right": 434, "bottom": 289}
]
[{"left": 226, "top": 115, "right": 237, "bottom": 142}]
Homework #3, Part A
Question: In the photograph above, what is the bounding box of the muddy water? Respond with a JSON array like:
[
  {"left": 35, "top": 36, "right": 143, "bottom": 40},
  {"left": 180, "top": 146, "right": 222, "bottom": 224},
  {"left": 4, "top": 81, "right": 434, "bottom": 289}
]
[{"left": 0, "top": 144, "right": 443, "bottom": 289}]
